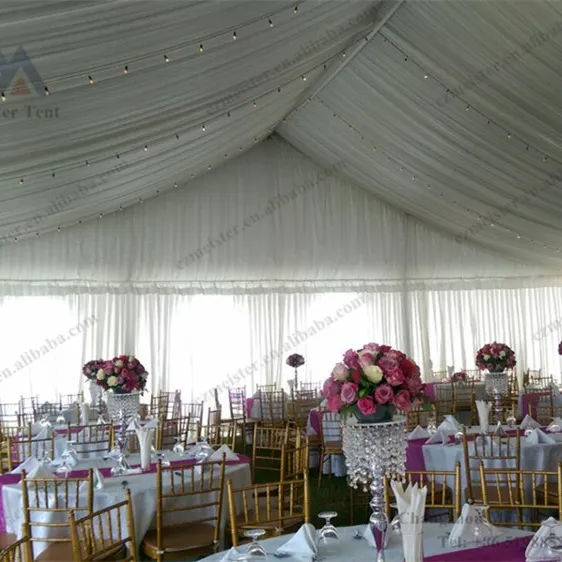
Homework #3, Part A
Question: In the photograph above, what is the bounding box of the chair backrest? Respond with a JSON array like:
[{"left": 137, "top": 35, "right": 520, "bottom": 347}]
[
  {"left": 300, "top": 382, "right": 320, "bottom": 394},
  {"left": 0, "top": 533, "right": 32, "bottom": 562},
  {"left": 8, "top": 435, "right": 56, "bottom": 470},
  {"left": 281, "top": 438, "right": 309, "bottom": 480},
  {"left": 69, "top": 487, "right": 137, "bottom": 561},
  {"left": 21, "top": 469, "right": 94, "bottom": 556},
  {"left": 286, "top": 398, "right": 318, "bottom": 427},
  {"left": 197, "top": 421, "right": 236, "bottom": 450},
  {"left": 227, "top": 472, "right": 310, "bottom": 546},
  {"left": 207, "top": 406, "right": 222, "bottom": 426},
  {"left": 228, "top": 388, "right": 246, "bottom": 420},
  {"left": 525, "top": 388, "right": 553, "bottom": 422},
  {"left": 404, "top": 405, "right": 435, "bottom": 431},
  {"left": 149, "top": 394, "right": 169, "bottom": 419},
  {"left": 462, "top": 430, "right": 520, "bottom": 501},
  {"left": 434, "top": 383, "right": 455, "bottom": 421},
  {"left": 256, "top": 384, "right": 277, "bottom": 393},
  {"left": 0, "top": 403, "right": 25, "bottom": 427},
  {"left": 69, "top": 424, "right": 113, "bottom": 458},
  {"left": 479, "top": 462, "right": 562, "bottom": 527},
  {"left": 252, "top": 425, "right": 290, "bottom": 479},
  {"left": 155, "top": 457, "right": 226, "bottom": 555},
  {"left": 385, "top": 462, "right": 462, "bottom": 521},
  {"left": 318, "top": 411, "right": 341, "bottom": 446},
  {"left": 59, "top": 393, "right": 84, "bottom": 407},
  {"left": 181, "top": 402, "right": 204, "bottom": 423},
  {"left": 157, "top": 416, "right": 190, "bottom": 450},
  {"left": 258, "top": 391, "right": 285, "bottom": 425}
]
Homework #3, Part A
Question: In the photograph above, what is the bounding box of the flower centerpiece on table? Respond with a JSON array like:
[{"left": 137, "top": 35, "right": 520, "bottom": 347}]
[
  {"left": 558, "top": 341, "right": 562, "bottom": 355},
  {"left": 450, "top": 370, "right": 467, "bottom": 383},
  {"left": 475, "top": 342, "right": 516, "bottom": 373},
  {"left": 82, "top": 359, "right": 103, "bottom": 381},
  {"left": 321, "top": 343, "right": 425, "bottom": 423},
  {"left": 286, "top": 353, "right": 305, "bottom": 390},
  {"left": 94, "top": 355, "right": 149, "bottom": 394}
]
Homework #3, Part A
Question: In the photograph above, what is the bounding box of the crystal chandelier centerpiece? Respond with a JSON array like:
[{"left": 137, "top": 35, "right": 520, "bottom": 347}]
[
  {"left": 342, "top": 417, "right": 406, "bottom": 562},
  {"left": 106, "top": 391, "right": 140, "bottom": 421},
  {"left": 484, "top": 371, "right": 509, "bottom": 396}
]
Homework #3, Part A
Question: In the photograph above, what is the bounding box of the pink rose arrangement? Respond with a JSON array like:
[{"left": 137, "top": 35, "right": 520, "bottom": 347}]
[
  {"left": 475, "top": 342, "right": 516, "bottom": 372},
  {"left": 321, "top": 343, "right": 425, "bottom": 419},
  {"left": 92, "top": 355, "right": 149, "bottom": 394},
  {"left": 450, "top": 370, "right": 467, "bottom": 383},
  {"left": 558, "top": 341, "right": 562, "bottom": 355},
  {"left": 286, "top": 354, "right": 305, "bottom": 368},
  {"left": 82, "top": 359, "right": 103, "bottom": 381}
]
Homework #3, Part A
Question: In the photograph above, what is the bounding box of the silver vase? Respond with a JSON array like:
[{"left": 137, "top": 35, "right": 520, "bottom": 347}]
[{"left": 105, "top": 391, "right": 140, "bottom": 421}]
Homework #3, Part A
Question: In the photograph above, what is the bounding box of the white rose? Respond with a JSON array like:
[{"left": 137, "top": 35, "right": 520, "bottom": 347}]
[
  {"left": 483, "top": 354, "right": 490, "bottom": 360},
  {"left": 499, "top": 350, "right": 506, "bottom": 357},
  {"left": 107, "top": 376, "right": 118, "bottom": 387},
  {"left": 96, "top": 370, "right": 105, "bottom": 380},
  {"left": 331, "top": 362, "right": 349, "bottom": 381},
  {"left": 363, "top": 365, "right": 383, "bottom": 384},
  {"left": 115, "top": 360, "right": 124, "bottom": 368}
]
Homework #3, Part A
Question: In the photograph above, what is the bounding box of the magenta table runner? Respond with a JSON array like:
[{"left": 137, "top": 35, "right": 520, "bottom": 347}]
[
  {"left": 424, "top": 383, "right": 437, "bottom": 401},
  {"left": 425, "top": 535, "right": 532, "bottom": 561},
  {"left": 0, "top": 455, "right": 249, "bottom": 532}
]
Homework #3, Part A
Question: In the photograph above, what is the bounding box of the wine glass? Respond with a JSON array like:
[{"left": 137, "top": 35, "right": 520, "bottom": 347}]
[
  {"left": 471, "top": 505, "right": 494, "bottom": 541},
  {"left": 506, "top": 410, "right": 517, "bottom": 428},
  {"left": 541, "top": 519, "right": 562, "bottom": 559},
  {"left": 55, "top": 449, "right": 71, "bottom": 477},
  {"left": 157, "top": 452, "right": 171, "bottom": 467},
  {"left": 56, "top": 410, "right": 66, "bottom": 425},
  {"left": 195, "top": 438, "right": 213, "bottom": 463},
  {"left": 427, "top": 414, "right": 437, "bottom": 435},
  {"left": 235, "top": 529, "right": 267, "bottom": 560},
  {"left": 317, "top": 511, "right": 338, "bottom": 554},
  {"left": 172, "top": 436, "right": 185, "bottom": 456}
]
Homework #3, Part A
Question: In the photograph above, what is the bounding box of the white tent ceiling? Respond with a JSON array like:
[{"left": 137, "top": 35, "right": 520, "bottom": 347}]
[{"left": 1, "top": 0, "right": 562, "bottom": 274}]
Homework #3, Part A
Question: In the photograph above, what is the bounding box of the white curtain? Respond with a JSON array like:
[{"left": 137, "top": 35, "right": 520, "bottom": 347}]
[{"left": 1, "top": 288, "right": 562, "bottom": 407}]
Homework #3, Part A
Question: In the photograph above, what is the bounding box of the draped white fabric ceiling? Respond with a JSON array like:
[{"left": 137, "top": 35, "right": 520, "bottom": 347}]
[{"left": 1, "top": 0, "right": 562, "bottom": 278}]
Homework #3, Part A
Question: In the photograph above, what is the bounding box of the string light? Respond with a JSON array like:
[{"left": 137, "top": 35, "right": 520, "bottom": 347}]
[
  {"left": 124, "top": 66, "right": 128, "bottom": 74},
  {"left": 57, "top": 227, "right": 61, "bottom": 232},
  {"left": 268, "top": 19, "right": 273, "bottom": 27},
  {"left": 174, "top": 182, "right": 178, "bottom": 188},
  {"left": 342, "top": 52, "right": 346, "bottom": 58},
  {"left": 424, "top": 75, "right": 428, "bottom": 79},
  {"left": 164, "top": 54, "right": 169, "bottom": 62},
  {"left": 1, "top": 92, "right": 5, "bottom": 102},
  {"left": 201, "top": 123, "right": 206, "bottom": 131},
  {"left": 99, "top": 213, "right": 103, "bottom": 218},
  {"left": 119, "top": 205, "right": 123, "bottom": 211},
  {"left": 44, "top": 86, "right": 49, "bottom": 95},
  {"left": 85, "top": 161, "right": 90, "bottom": 166},
  {"left": 302, "top": 75, "right": 307, "bottom": 81},
  {"left": 293, "top": 5, "right": 298, "bottom": 14},
  {"left": 144, "top": 145, "right": 148, "bottom": 151},
  {"left": 19, "top": 179, "right": 24, "bottom": 185},
  {"left": 232, "top": 31, "right": 237, "bottom": 40},
  {"left": 252, "top": 101, "right": 257, "bottom": 108},
  {"left": 199, "top": 44, "right": 203, "bottom": 53},
  {"left": 88, "top": 76, "right": 94, "bottom": 85}
]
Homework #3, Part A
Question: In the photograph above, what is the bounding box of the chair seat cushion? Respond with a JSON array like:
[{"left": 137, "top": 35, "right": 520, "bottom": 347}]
[
  {"left": 464, "top": 485, "right": 520, "bottom": 504},
  {"left": 0, "top": 533, "right": 16, "bottom": 549},
  {"left": 36, "top": 540, "right": 127, "bottom": 561},
  {"left": 142, "top": 522, "right": 216, "bottom": 554}
]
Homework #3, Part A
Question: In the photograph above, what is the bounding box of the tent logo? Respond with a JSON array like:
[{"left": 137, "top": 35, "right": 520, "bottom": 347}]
[{"left": 0, "top": 46, "right": 45, "bottom": 97}]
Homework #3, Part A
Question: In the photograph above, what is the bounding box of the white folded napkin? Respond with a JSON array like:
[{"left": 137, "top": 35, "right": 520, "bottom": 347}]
[
  {"left": 526, "top": 517, "right": 562, "bottom": 560},
  {"left": 493, "top": 422, "right": 507, "bottom": 436},
  {"left": 10, "top": 456, "right": 39, "bottom": 474},
  {"left": 408, "top": 426, "right": 430, "bottom": 440},
  {"left": 50, "top": 454, "right": 78, "bottom": 468},
  {"left": 546, "top": 417, "right": 562, "bottom": 432},
  {"left": 24, "top": 423, "right": 43, "bottom": 437},
  {"left": 208, "top": 445, "right": 239, "bottom": 462},
  {"left": 33, "top": 426, "right": 52, "bottom": 440},
  {"left": 93, "top": 468, "right": 105, "bottom": 489},
  {"left": 126, "top": 417, "right": 158, "bottom": 432},
  {"left": 425, "top": 430, "right": 448, "bottom": 445},
  {"left": 26, "top": 463, "right": 55, "bottom": 479},
  {"left": 276, "top": 523, "right": 317, "bottom": 559},
  {"left": 220, "top": 547, "right": 243, "bottom": 561},
  {"left": 437, "top": 415, "right": 460, "bottom": 433},
  {"left": 80, "top": 403, "right": 91, "bottom": 425},
  {"left": 134, "top": 423, "right": 155, "bottom": 470},
  {"left": 520, "top": 415, "right": 540, "bottom": 429},
  {"left": 475, "top": 400, "right": 491, "bottom": 433},
  {"left": 525, "top": 428, "right": 556, "bottom": 444},
  {"left": 391, "top": 481, "right": 426, "bottom": 562},
  {"left": 449, "top": 503, "right": 502, "bottom": 547}
]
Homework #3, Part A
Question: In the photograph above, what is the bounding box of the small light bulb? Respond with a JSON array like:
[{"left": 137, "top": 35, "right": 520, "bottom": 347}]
[
  {"left": 201, "top": 123, "right": 206, "bottom": 131},
  {"left": 252, "top": 101, "right": 257, "bottom": 108},
  {"left": 199, "top": 44, "right": 203, "bottom": 53},
  {"left": 268, "top": 19, "right": 273, "bottom": 27},
  {"left": 233, "top": 31, "right": 237, "bottom": 40},
  {"left": 466, "top": 105, "right": 470, "bottom": 110},
  {"left": 119, "top": 205, "right": 123, "bottom": 211},
  {"left": 424, "top": 74, "right": 428, "bottom": 79},
  {"left": 14, "top": 238, "right": 17, "bottom": 243},
  {"left": 164, "top": 54, "right": 169, "bottom": 62},
  {"left": 208, "top": 164, "right": 212, "bottom": 170},
  {"left": 85, "top": 161, "right": 90, "bottom": 166},
  {"left": 88, "top": 76, "right": 94, "bottom": 84},
  {"left": 144, "top": 145, "right": 148, "bottom": 151},
  {"left": 19, "top": 178, "right": 24, "bottom": 184},
  {"left": 342, "top": 51, "right": 346, "bottom": 57},
  {"left": 44, "top": 86, "right": 49, "bottom": 95},
  {"left": 517, "top": 234, "right": 521, "bottom": 239},
  {"left": 124, "top": 65, "right": 128, "bottom": 74},
  {"left": 99, "top": 213, "right": 103, "bottom": 218},
  {"left": 1, "top": 92, "right": 5, "bottom": 102},
  {"left": 302, "top": 75, "right": 306, "bottom": 81},
  {"left": 175, "top": 133, "right": 179, "bottom": 139},
  {"left": 507, "top": 133, "right": 512, "bottom": 138},
  {"left": 57, "top": 227, "right": 61, "bottom": 232},
  {"left": 35, "top": 232, "right": 39, "bottom": 237},
  {"left": 174, "top": 182, "right": 178, "bottom": 188},
  {"left": 277, "top": 87, "right": 281, "bottom": 93},
  {"left": 294, "top": 5, "right": 298, "bottom": 14},
  {"left": 139, "top": 198, "right": 143, "bottom": 204}
]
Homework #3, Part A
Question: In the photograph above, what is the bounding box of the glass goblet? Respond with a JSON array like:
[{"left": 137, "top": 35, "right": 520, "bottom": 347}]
[
  {"left": 56, "top": 410, "right": 66, "bottom": 425},
  {"left": 172, "top": 436, "right": 184, "bottom": 456},
  {"left": 243, "top": 529, "right": 267, "bottom": 559},
  {"left": 55, "top": 450, "right": 71, "bottom": 477},
  {"left": 157, "top": 452, "right": 171, "bottom": 467},
  {"left": 471, "top": 505, "right": 494, "bottom": 541},
  {"left": 317, "top": 510, "right": 339, "bottom": 554},
  {"left": 542, "top": 519, "right": 562, "bottom": 560},
  {"left": 506, "top": 411, "right": 517, "bottom": 428}
]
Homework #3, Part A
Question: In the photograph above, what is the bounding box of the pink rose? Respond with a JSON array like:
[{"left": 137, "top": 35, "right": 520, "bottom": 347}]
[
  {"left": 322, "top": 378, "right": 339, "bottom": 398},
  {"left": 326, "top": 394, "right": 343, "bottom": 413},
  {"left": 406, "top": 375, "right": 423, "bottom": 393},
  {"left": 363, "top": 342, "right": 380, "bottom": 351},
  {"left": 385, "top": 368, "right": 405, "bottom": 386},
  {"left": 374, "top": 384, "right": 394, "bottom": 404},
  {"left": 331, "top": 362, "right": 349, "bottom": 382},
  {"left": 394, "top": 389, "right": 412, "bottom": 412},
  {"left": 378, "top": 356, "right": 398, "bottom": 374},
  {"left": 486, "top": 363, "right": 494, "bottom": 371},
  {"left": 358, "top": 350, "right": 375, "bottom": 367},
  {"left": 400, "top": 358, "right": 420, "bottom": 378},
  {"left": 357, "top": 397, "right": 376, "bottom": 416},
  {"left": 378, "top": 345, "right": 392, "bottom": 353},
  {"left": 340, "top": 382, "right": 358, "bottom": 404},
  {"left": 343, "top": 349, "right": 360, "bottom": 369}
]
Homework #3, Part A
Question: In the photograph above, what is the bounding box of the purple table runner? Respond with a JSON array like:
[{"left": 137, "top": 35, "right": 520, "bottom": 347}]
[{"left": 425, "top": 535, "right": 531, "bottom": 561}]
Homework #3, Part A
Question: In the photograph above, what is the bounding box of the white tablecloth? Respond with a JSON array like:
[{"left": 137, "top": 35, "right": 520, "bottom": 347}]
[
  {"left": 4, "top": 452, "right": 252, "bottom": 557},
  {"left": 199, "top": 523, "right": 532, "bottom": 561}
]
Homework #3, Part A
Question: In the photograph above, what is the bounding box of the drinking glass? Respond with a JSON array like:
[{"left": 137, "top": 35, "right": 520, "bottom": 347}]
[
  {"left": 172, "top": 436, "right": 185, "bottom": 456},
  {"left": 471, "top": 505, "right": 494, "bottom": 541},
  {"left": 157, "top": 452, "right": 171, "bottom": 467},
  {"left": 542, "top": 519, "right": 562, "bottom": 560},
  {"left": 317, "top": 511, "right": 338, "bottom": 555},
  {"left": 41, "top": 448, "right": 52, "bottom": 466},
  {"left": 506, "top": 410, "right": 517, "bottom": 428},
  {"left": 56, "top": 410, "right": 66, "bottom": 425},
  {"left": 55, "top": 450, "right": 71, "bottom": 477},
  {"left": 427, "top": 415, "right": 437, "bottom": 435},
  {"left": 110, "top": 453, "right": 129, "bottom": 476}
]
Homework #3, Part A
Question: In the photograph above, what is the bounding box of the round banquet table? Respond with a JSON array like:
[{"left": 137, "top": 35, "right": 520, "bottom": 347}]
[{"left": 199, "top": 523, "right": 533, "bottom": 561}]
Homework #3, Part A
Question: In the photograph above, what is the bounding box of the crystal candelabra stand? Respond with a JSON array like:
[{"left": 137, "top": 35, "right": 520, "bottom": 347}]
[
  {"left": 89, "top": 380, "right": 103, "bottom": 406},
  {"left": 342, "top": 417, "right": 406, "bottom": 562},
  {"left": 106, "top": 391, "right": 140, "bottom": 421},
  {"left": 293, "top": 368, "right": 299, "bottom": 390},
  {"left": 485, "top": 372, "right": 509, "bottom": 396}
]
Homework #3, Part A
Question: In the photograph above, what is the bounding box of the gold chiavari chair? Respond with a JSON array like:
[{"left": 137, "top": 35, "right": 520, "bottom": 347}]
[
  {"left": 256, "top": 384, "right": 277, "bottom": 393},
  {"left": 258, "top": 391, "right": 286, "bottom": 427},
  {"left": 157, "top": 416, "right": 191, "bottom": 450},
  {"left": 149, "top": 393, "right": 169, "bottom": 420},
  {"left": 384, "top": 462, "right": 462, "bottom": 522},
  {"left": 433, "top": 383, "right": 455, "bottom": 423},
  {"left": 21, "top": 469, "right": 94, "bottom": 560},
  {"left": 461, "top": 428, "right": 521, "bottom": 503},
  {"left": 431, "top": 370, "right": 448, "bottom": 382},
  {"left": 525, "top": 388, "right": 553, "bottom": 424},
  {"left": 197, "top": 421, "right": 237, "bottom": 450},
  {"left": 317, "top": 411, "right": 343, "bottom": 489},
  {"left": 525, "top": 369, "right": 551, "bottom": 388},
  {"left": 281, "top": 438, "right": 309, "bottom": 481},
  {"left": 291, "top": 389, "right": 317, "bottom": 401},
  {"left": 7, "top": 435, "right": 56, "bottom": 471},
  {"left": 404, "top": 405, "right": 436, "bottom": 432},
  {"left": 300, "top": 382, "right": 320, "bottom": 395},
  {"left": 68, "top": 488, "right": 137, "bottom": 562},
  {"left": 0, "top": 404, "right": 25, "bottom": 427},
  {"left": 31, "top": 401, "right": 63, "bottom": 424},
  {"left": 228, "top": 388, "right": 251, "bottom": 452},
  {"left": 0, "top": 531, "right": 32, "bottom": 562},
  {"left": 286, "top": 398, "right": 318, "bottom": 429},
  {"left": 142, "top": 456, "right": 227, "bottom": 560},
  {"left": 227, "top": 472, "right": 310, "bottom": 545},
  {"left": 59, "top": 393, "right": 83, "bottom": 406},
  {"left": 452, "top": 379, "right": 476, "bottom": 425},
  {"left": 67, "top": 424, "right": 113, "bottom": 459},
  {"left": 479, "top": 462, "right": 562, "bottom": 527},
  {"left": 181, "top": 402, "right": 204, "bottom": 424},
  {"left": 207, "top": 406, "right": 222, "bottom": 428},
  {"left": 252, "top": 425, "right": 290, "bottom": 482},
  {"left": 463, "top": 369, "right": 482, "bottom": 380}
]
